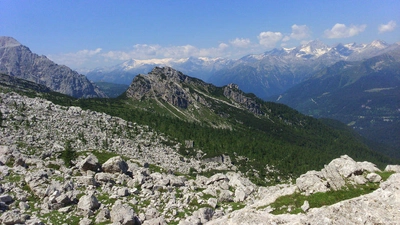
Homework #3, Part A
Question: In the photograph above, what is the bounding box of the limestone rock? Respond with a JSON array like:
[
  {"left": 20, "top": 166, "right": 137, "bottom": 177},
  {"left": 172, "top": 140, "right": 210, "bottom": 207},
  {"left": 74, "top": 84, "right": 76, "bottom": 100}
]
[
  {"left": 366, "top": 173, "right": 382, "bottom": 183},
  {"left": 78, "top": 154, "right": 100, "bottom": 172},
  {"left": 296, "top": 170, "right": 329, "bottom": 195},
  {"left": 385, "top": 165, "right": 400, "bottom": 173},
  {"left": 208, "top": 198, "right": 218, "bottom": 208},
  {"left": 95, "top": 207, "right": 110, "bottom": 223},
  {"left": 206, "top": 173, "right": 229, "bottom": 185},
  {"left": 145, "top": 207, "right": 159, "bottom": 220},
  {"left": 77, "top": 194, "right": 100, "bottom": 211},
  {"left": 301, "top": 200, "right": 310, "bottom": 212},
  {"left": 0, "top": 209, "right": 29, "bottom": 225},
  {"left": 234, "top": 189, "right": 246, "bottom": 202},
  {"left": 357, "top": 161, "right": 381, "bottom": 173},
  {"left": 144, "top": 216, "right": 167, "bottom": 225},
  {"left": 327, "top": 155, "right": 363, "bottom": 178},
  {"left": 102, "top": 156, "right": 128, "bottom": 174},
  {"left": 110, "top": 200, "right": 139, "bottom": 225}
]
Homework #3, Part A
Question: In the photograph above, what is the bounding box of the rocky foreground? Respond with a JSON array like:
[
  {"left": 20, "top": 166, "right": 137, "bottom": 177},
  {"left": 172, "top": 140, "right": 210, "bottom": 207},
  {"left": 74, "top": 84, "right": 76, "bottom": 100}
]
[{"left": 1, "top": 92, "right": 400, "bottom": 224}]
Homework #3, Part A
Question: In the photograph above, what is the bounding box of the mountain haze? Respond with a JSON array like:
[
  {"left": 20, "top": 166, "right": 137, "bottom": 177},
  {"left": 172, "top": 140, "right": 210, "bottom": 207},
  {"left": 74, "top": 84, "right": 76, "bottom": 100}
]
[
  {"left": 0, "top": 36, "right": 106, "bottom": 98},
  {"left": 82, "top": 40, "right": 398, "bottom": 100},
  {"left": 209, "top": 40, "right": 398, "bottom": 99},
  {"left": 277, "top": 46, "right": 400, "bottom": 157}
]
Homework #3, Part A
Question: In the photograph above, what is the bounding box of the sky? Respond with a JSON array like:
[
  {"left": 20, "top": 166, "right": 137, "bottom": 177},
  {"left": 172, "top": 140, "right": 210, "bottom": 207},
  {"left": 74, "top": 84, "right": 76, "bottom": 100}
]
[{"left": 1, "top": 0, "right": 399, "bottom": 70}]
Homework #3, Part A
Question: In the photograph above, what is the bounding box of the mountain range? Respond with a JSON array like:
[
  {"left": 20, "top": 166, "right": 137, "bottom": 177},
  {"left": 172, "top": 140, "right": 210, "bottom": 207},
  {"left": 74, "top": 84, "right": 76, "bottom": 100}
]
[
  {"left": 83, "top": 40, "right": 399, "bottom": 99},
  {"left": 0, "top": 36, "right": 106, "bottom": 98},
  {"left": 276, "top": 46, "right": 400, "bottom": 157}
]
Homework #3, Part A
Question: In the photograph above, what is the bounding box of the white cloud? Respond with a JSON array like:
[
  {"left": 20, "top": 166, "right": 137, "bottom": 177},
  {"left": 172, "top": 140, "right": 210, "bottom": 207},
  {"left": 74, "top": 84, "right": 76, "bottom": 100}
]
[
  {"left": 258, "top": 31, "right": 283, "bottom": 48},
  {"left": 101, "top": 43, "right": 231, "bottom": 62},
  {"left": 378, "top": 20, "right": 397, "bottom": 33},
  {"left": 282, "top": 36, "right": 291, "bottom": 42},
  {"left": 290, "top": 24, "right": 311, "bottom": 40},
  {"left": 324, "top": 23, "right": 366, "bottom": 38},
  {"left": 48, "top": 48, "right": 102, "bottom": 67},
  {"left": 230, "top": 38, "right": 251, "bottom": 48}
]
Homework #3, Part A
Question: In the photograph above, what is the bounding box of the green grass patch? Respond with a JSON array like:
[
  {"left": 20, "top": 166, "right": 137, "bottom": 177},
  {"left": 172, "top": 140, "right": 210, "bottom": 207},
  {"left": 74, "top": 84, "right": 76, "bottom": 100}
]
[
  {"left": 269, "top": 182, "right": 381, "bottom": 215},
  {"left": 376, "top": 171, "right": 395, "bottom": 180},
  {"left": 229, "top": 202, "right": 246, "bottom": 211},
  {"left": 97, "top": 193, "right": 116, "bottom": 206},
  {"left": 41, "top": 210, "right": 81, "bottom": 225},
  {"left": 148, "top": 164, "right": 164, "bottom": 173},
  {"left": 89, "top": 150, "right": 120, "bottom": 164}
]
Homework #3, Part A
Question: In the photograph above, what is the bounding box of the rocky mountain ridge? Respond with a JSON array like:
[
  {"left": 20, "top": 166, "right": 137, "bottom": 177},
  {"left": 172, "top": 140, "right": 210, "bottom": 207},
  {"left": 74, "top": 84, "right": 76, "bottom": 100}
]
[
  {"left": 0, "top": 36, "right": 106, "bottom": 98},
  {"left": 126, "top": 67, "right": 265, "bottom": 121},
  {"left": 1, "top": 91, "right": 400, "bottom": 224}
]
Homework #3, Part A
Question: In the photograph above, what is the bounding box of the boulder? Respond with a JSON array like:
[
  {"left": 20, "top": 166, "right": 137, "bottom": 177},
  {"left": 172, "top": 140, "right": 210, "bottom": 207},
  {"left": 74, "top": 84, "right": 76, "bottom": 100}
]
[
  {"left": 144, "top": 216, "right": 167, "bottom": 225},
  {"left": 357, "top": 161, "right": 381, "bottom": 173},
  {"left": 95, "top": 172, "right": 115, "bottom": 183},
  {"left": 352, "top": 175, "right": 367, "bottom": 185},
  {"left": 206, "top": 173, "right": 229, "bottom": 185},
  {"left": 366, "top": 173, "right": 382, "bottom": 183},
  {"left": 301, "top": 200, "right": 310, "bottom": 212},
  {"left": 327, "top": 155, "right": 363, "bottom": 178},
  {"left": 208, "top": 198, "right": 218, "bottom": 208},
  {"left": 0, "top": 210, "right": 29, "bottom": 225},
  {"left": 102, "top": 156, "right": 128, "bottom": 174},
  {"left": 145, "top": 207, "right": 159, "bottom": 220},
  {"left": 117, "top": 187, "right": 129, "bottom": 197},
  {"left": 218, "top": 190, "right": 233, "bottom": 202},
  {"left": 95, "top": 207, "right": 110, "bottom": 223},
  {"left": 79, "top": 217, "right": 92, "bottom": 225},
  {"left": 169, "top": 175, "right": 186, "bottom": 187},
  {"left": 234, "top": 189, "right": 246, "bottom": 202},
  {"left": 296, "top": 170, "right": 329, "bottom": 195},
  {"left": 78, "top": 154, "right": 100, "bottom": 172},
  {"left": 385, "top": 165, "right": 400, "bottom": 173},
  {"left": 179, "top": 208, "right": 214, "bottom": 224},
  {"left": 0, "top": 194, "right": 13, "bottom": 204},
  {"left": 77, "top": 194, "right": 100, "bottom": 211},
  {"left": 110, "top": 200, "right": 138, "bottom": 225},
  {"left": 321, "top": 163, "right": 346, "bottom": 191}
]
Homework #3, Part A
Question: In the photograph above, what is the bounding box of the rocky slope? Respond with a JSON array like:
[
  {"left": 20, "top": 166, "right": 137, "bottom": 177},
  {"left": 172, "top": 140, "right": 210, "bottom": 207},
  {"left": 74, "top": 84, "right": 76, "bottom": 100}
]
[
  {"left": 126, "top": 66, "right": 264, "bottom": 120},
  {"left": 0, "top": 36, "right": 106, "bottom": 98},
  {"left": 1, "top": 91, "right": 400, "bottom": 224}
]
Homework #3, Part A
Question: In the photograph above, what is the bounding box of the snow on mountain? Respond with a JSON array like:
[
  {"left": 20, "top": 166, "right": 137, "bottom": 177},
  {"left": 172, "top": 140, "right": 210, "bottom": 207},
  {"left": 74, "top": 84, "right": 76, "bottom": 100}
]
[{"left": 84, "top": 40, "right": 397, "bottom": 88}]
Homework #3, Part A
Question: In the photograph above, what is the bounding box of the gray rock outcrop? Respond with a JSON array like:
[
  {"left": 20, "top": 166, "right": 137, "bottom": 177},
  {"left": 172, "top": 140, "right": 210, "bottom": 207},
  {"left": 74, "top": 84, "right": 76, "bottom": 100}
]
[
  {"left": 0, "top": 36, "right": 106, "bottom": 98},
  {"left": 102, "top": 156, "right": 128, "bottom": 174}
]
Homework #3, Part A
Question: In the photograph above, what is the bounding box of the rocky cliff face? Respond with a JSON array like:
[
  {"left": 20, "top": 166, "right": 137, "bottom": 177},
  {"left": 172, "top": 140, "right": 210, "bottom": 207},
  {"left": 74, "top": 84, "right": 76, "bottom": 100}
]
[
  {"left": 1, "top": 91, "right": 399, "bottom": 224},
  {"left": 0, "top": 36, "right": 106, "bottom": 98},
  {"left": 126, "top": 67, "right": 199, "bottom": 109},
  {"left": 126, "top": 66, "right": 265, "bottom": 116}
]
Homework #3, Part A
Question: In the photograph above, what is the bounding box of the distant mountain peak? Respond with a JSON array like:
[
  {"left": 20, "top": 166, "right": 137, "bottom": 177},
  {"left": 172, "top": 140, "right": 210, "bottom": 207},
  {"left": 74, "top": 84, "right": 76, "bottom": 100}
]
[
  {"left": 369, "top": 40, "right": 388, "bottom": 48},
  {"left": 0, "top": 36, "right": 21, "bottom": 48},
  {"left": 0, "top": 36, "right": 106, "bottom": 98}
]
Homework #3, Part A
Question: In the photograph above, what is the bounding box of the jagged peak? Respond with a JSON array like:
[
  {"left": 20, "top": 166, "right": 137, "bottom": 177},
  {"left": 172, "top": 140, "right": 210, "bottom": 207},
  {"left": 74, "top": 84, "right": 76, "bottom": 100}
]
[
  {"left": 0, "top": 36, "right": 21, "bottom": 48},
  {"left": 225, "top": 83, "right": 240, "bottom": 90},
  {"left": 369, "top": 39, "right": 388, "bottom": 48},
  {"left": 149, "top": 66, "right": 188, "bottom": 82}
]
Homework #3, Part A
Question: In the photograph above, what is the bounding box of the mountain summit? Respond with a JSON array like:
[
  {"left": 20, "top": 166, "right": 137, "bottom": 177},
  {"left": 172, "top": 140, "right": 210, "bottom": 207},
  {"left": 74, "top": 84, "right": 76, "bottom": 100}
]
[
  {"left": 0, "top": 36, "right": 21, "bottom": 48},
  {"left": 0, "top": 36, "right": 106, "bottom": 98}
]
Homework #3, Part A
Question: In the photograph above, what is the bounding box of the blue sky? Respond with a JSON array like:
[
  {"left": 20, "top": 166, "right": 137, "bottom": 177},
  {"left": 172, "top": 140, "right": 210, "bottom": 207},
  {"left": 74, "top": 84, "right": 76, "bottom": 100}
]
[{"left": 1, "top": 0, "right": 399, "bottom": 69}]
